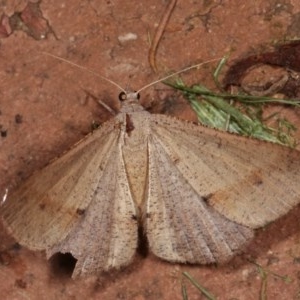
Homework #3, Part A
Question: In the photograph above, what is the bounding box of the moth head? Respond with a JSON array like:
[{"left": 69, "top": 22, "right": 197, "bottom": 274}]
[{"left": 119, "top": 91, "right": 140, "bottom": 102}]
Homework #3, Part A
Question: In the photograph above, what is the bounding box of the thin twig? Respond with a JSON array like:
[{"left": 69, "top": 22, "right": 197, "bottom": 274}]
[{"left": 148, "top": 0, "right": 177, "bottom": 73}]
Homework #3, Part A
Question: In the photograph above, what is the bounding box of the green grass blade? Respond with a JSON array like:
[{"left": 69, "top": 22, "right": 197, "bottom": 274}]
[{"left": 182, "top": 272, "right": 216, "bottom": 300}]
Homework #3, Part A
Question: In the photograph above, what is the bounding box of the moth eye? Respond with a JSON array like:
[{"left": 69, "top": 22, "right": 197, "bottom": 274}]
[
  {"left": 119, "top": 92, "right": 127, "bottom": 101},
  {"left": 136, "top": 92, "right": 140, "bottom": 100}
]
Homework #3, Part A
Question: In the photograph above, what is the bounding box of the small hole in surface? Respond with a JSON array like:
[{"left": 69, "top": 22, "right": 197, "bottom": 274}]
[{"left": 50, "top": 252, "right": 77, "bottom": 277}]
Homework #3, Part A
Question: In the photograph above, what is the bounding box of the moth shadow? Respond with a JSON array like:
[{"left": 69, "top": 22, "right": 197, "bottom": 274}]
[{"left": 231, "top": 204, "right": 300, "bottom": 268}]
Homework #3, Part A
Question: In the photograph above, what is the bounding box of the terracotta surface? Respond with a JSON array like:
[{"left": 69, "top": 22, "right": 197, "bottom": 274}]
[{"left": 0, "top": 0, "right": 299, "bottom": 299}]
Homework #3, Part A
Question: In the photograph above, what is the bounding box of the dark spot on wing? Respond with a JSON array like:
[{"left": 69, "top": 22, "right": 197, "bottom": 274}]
[
  {"left": 254, "top": 177, "right": 263, "bottom": 186},
  {"left": 248, "top": 171, "right": 263, "bottom": 186},
  {"left": 173, "top": 157, "right": 180, "bottom": 164},
  {"left": 76, "top": 208, "right": 85, "bottom": 215},
  {"left": 131, "top": 214, "right": 138, "bottom": 221},
  {"left": 202, "top": 193, "right": 213, "bottom": 202}
]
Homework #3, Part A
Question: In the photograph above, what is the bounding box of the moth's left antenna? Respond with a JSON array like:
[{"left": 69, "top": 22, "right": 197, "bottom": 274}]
[{"left": 41, "top": 51, "right": 126, "bottom": 93}]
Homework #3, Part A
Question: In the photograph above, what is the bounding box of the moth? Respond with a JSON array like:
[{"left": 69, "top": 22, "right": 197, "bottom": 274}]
[{"left": 1, "top": 73, "right": 300, "bottom": 279}]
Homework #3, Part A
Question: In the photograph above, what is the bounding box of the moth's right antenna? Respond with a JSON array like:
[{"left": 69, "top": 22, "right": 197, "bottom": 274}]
[{"left": 137, "top": 58, "right": 222, "bottom": 94}]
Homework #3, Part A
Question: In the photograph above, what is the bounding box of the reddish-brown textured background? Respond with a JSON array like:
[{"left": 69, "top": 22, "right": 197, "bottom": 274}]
[{"left": 0, "top": 1, "right": 299, "bottom": 299}]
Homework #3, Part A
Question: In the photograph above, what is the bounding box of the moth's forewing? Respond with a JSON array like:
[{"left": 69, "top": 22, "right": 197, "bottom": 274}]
[
  {"left": 144, "top": 114, "right": 300, "bottom": 263},
  {"left": 1, "top": 117, "right": 138, "bottom": 277},
  {"left": 149, "top": 115, "right": 300, "bottom": 228},
  {"left": 145, "top": 126, "right": 253, "bottom": 264}
]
